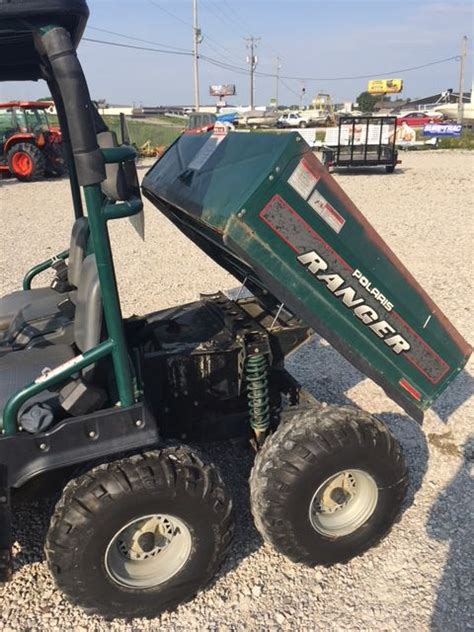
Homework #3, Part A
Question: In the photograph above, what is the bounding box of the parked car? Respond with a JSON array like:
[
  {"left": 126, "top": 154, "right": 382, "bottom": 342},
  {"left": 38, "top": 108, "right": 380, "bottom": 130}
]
[{"left": 396, "top": 111, "right": 443, "bottom": 127}]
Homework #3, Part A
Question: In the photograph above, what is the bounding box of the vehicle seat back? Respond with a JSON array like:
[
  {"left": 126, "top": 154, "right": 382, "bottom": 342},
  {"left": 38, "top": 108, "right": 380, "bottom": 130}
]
[
  {"left": 74, "top": 254, "right": 102, "bottom": 360},
  {"left": 97, "top": 130, "right": 140, "bottom": 202},
  {"left": 67, "top": 216, "right": 89, "bottom": 288}
]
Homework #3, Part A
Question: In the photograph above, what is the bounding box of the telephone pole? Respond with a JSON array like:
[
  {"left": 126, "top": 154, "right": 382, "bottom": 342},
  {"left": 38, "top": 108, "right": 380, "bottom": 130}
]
[
  {"left": 245, "top": 36, "right": 260, "bottom": 110},
  {"left": 457, "top": 35, "right": 468, "bottom": 124},
  {"left": 275, "top": 57, "right": 281, "bottom": 108},
  {"left": 192, "top": 0, "right": 201, "bottom": 111}
]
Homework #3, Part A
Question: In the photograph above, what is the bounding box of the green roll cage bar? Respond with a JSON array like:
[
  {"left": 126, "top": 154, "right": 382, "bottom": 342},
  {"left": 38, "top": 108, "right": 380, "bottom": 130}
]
[{"left": 1, "top": 23, "right": 142, "bottom": 436}]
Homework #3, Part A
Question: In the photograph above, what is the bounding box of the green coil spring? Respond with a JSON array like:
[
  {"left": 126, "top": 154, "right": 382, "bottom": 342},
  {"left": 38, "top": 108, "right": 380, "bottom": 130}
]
[{"left": 245, "top": 354, "right": 270, "bottom": 437}]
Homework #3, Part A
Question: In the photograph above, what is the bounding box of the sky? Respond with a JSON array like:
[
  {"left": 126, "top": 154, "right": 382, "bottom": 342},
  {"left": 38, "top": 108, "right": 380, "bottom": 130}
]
[{"left": 0, "top": 0, "right": 472, "bottom": 107}]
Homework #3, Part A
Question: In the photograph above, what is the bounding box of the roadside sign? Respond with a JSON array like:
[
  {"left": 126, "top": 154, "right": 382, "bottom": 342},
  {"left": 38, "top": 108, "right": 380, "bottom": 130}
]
[
  {"left": 368, "top": 79, "right": 403, "bottom": 94},
  {"left": 423, "top": 123, "right": 463, "bottom": 137}
]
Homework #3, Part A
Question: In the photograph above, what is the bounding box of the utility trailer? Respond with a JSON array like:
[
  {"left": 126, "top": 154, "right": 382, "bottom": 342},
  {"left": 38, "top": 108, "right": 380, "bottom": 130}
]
[
  {"left": 0, "top": 0, "right": 471, "bottom": 620},
  {"left": 322, "top": 116, "right": 400, "bottom": 173}
]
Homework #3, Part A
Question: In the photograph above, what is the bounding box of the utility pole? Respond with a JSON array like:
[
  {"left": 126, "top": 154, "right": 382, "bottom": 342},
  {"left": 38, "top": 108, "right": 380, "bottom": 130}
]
[
  {"left": 192, "top": 0, "right": 201, "bottom": 111},
  {"left": 457, "top": 35, "right": 468, "bottom": 124},
  {"left": 245, "top": 36, "right": 260, "bottom": 110},
  {"left": 275, "top": 57, "right": 281, "bottom": 108}
]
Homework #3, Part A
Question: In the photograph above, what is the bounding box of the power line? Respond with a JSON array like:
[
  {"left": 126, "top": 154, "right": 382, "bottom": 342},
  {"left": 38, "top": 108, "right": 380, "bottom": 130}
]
[
  {"left": 147, "top": 0, "right": 191, "bottom": 27},
  {"left": 280, "top": 77, "right": 301, "bottom": 98},
  {"left": 220, "top": 1, "right": 256, "bottom": 39},
  {"left": 81, "top": 34, "right": 460, "bottom": 83},
  {"left": 274, "top": 55, "right": 461, "bottom": 82},
  {"left": 210, "top": 54, "right": 461, "bottom": 82},
  {"left": 148, "top": 0, "right": 239, "bottom": 59},
  {"left": 87, "top": 26, "right": 189, "bottom": 52},
  {"left": 82, "top": 37, "right": 192, "bottom": 57},
  {"left": 201, "top": 0, "right": 244, "bottom": 37}
]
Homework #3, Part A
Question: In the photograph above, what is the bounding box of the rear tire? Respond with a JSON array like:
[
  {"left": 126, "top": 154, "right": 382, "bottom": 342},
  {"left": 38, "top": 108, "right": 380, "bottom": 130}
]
[
  {"left": 250, "top": 406, "right": 407, "bottom": 566},
  {"left": 7, "top": 142, "right": 45, "bottom": 181},
  {"left": 45, "top": 447, "right": 234, "bottom": 619},
  {"left": 45, "top": 144, "right": 66, "bottom": 177},
  {"left": 385, "top": 165, "right": 396, "bottom": 174}
]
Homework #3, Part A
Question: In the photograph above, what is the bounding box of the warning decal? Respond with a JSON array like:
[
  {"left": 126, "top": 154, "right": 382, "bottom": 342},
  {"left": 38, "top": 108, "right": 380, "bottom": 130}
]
[
  {"left": 288, "top": 159, "right": 319, "bottom": 200},
  {"left": 188, "top": 125, "right": 228, "bottom": 171},
  {"left": 307, "top": 188, "right": 346, "bottom": 234}
]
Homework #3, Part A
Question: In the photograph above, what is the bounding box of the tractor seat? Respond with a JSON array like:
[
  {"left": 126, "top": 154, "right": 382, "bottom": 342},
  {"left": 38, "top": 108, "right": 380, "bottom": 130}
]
[
  {"left": 0, "top": 255, "right": 103, "bottom": 433},
  {"left": 0, "top": 216, "right": 89, "bottom": 332}
]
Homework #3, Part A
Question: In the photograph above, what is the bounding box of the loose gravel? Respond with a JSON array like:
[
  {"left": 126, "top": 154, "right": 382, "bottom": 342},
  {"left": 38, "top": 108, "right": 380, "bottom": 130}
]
[{"left": 0, "top": 151, "right": 473, "bottom": 631}]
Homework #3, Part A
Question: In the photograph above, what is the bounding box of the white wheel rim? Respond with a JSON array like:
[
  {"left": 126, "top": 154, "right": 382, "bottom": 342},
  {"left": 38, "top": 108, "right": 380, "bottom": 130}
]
[
  {"left": 105, "top": 514, "right": 192, "bottom": 589},
  {"left": 309, "top": 469, "right": 378, "bottom": 537}
]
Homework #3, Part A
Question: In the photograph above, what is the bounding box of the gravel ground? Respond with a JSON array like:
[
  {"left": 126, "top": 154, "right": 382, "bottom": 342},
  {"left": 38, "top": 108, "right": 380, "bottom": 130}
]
[{"left": 0, "top": 151, "right": 473, "bottom": 631}]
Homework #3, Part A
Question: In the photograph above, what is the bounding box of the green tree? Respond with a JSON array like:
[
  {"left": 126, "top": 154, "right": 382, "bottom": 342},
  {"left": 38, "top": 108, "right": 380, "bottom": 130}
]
[{"left": 356, "top": 91, "right": 378, "bottom": 112}]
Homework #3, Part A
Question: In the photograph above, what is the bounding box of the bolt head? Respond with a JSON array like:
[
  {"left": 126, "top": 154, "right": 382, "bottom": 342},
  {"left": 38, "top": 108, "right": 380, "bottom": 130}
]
[
  {"left": 135, "top": 419, "right": 143, "bottom": 428},
  {"left": 39, "top": 443, "right": 47, "bottom": 451},
  {"left": 88, "top": 430, "right": 97, "bottom": 439}
]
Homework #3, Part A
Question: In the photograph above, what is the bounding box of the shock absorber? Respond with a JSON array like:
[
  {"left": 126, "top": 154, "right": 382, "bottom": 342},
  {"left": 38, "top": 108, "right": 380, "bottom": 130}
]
[{"left": 245, "top": 354, "right": 270, "bottom": 446}]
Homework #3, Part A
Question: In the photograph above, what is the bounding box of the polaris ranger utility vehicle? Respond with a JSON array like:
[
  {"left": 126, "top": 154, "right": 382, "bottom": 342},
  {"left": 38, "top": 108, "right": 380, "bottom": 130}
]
[{"left": 0, "top": 0, "right": 471, "bottom": 620}]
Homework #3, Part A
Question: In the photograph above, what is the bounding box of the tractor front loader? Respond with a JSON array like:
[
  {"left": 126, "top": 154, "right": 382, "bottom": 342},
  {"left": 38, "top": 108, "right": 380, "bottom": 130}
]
[{"left": 0, "top": 0, "right": 471, "bottom": 620}]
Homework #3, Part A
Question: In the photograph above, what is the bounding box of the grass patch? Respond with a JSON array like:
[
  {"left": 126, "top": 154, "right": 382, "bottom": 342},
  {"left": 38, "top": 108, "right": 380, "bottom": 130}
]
[
  {"left": 102, "top": 116, "right": 183, "bottom": 148},
  {"left": 415, "top": 128, "right": 474, "bottom": 150}
]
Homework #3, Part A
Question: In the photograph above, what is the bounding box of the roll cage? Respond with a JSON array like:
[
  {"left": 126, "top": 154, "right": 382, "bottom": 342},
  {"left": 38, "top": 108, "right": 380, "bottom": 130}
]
[{"left": 0, "top": 1, "right": 141, "bottom": 437}]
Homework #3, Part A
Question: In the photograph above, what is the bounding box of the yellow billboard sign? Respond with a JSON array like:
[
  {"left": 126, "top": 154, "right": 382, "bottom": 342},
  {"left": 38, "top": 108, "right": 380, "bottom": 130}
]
[{"left": 367, "top": 79, "right": 403, "bottom": 94}]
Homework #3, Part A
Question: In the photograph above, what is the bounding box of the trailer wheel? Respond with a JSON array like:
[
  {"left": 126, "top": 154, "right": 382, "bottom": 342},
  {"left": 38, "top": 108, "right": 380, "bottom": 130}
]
[
  {"left": 45, "top": 447, "right": 233, "bottom": 619},
  {"left": 385, "top": 165, "right": 396, "bottom": 174},
  {"left": 250, "top": 406, "right": 407, "bottom": 566},
  {"left": 7, "top": 142, "right": 45, "bottom": 181}
]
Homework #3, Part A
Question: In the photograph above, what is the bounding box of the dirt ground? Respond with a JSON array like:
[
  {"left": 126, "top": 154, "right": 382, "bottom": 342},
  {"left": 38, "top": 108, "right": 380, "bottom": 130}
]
[{"left": 0, "top": 150, "right": 473, "bottom": 631}]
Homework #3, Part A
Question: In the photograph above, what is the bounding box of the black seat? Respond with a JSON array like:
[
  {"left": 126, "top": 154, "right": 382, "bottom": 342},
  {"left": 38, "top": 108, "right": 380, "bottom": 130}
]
[
  {"left": 0, "top": 216, "right": 89, "bottom": 331},
  {"left": 0, "top": 255, "right": 103, "bottom": 433},
  {"left": 0, "top": 217, "right": 89, "bottom": 345},
  {"left": 0, "top": 126, "right": 138, "bottom": 354}
]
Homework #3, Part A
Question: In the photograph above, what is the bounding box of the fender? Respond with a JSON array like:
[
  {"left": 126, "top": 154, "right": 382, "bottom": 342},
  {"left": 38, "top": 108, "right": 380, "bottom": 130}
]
[{"left": 4, "top": 133, "right": 36, "bottom": 153}]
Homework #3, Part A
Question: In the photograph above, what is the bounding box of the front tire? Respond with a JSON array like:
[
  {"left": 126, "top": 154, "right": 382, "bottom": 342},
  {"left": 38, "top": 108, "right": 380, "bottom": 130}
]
[
  {"left": 250, "top": 406, "right": 407, "bottom": 566},
  {"left": 7, "top": 142, "right": 45, "bottom": 181},
  {"left": 45, "top": 447, "right": 233, "bottom": 619}
]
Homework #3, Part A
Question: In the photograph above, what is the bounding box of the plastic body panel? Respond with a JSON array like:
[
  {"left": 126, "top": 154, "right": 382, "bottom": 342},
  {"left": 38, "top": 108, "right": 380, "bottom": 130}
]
[{"left": 142, "top": 131, "right": 471, "bottom": 420}]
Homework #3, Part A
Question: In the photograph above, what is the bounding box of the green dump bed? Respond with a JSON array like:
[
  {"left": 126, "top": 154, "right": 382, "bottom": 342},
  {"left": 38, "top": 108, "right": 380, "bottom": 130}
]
[{"left": 142, "top": 130, "right": 471, "bottom": 421}]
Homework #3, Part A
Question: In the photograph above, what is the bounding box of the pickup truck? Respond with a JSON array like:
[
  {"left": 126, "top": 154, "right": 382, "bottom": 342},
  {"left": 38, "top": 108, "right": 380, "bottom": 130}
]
[{"left": 277, "top": 109, "right": 330, "bottom": 128}]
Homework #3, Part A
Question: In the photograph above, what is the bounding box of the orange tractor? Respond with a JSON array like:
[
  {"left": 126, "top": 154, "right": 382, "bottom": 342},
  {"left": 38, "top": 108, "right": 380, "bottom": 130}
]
[{"left": 0, "top": 100, "right": 65, "bottom": 181}]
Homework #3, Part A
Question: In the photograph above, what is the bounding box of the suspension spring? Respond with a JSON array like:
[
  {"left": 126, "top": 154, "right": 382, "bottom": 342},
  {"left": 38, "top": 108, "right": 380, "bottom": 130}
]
[{"left": 245, "top": 354, "right": 270, "bottom": 443}]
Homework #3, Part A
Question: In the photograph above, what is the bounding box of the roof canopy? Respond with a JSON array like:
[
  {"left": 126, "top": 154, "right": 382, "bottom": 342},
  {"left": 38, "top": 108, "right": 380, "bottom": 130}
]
[
  {"left": 0, "top": 0, "right": 89, "bottom": 82},
  {"left": 0, "top": 100, "right": 54, "bottom": 109}
]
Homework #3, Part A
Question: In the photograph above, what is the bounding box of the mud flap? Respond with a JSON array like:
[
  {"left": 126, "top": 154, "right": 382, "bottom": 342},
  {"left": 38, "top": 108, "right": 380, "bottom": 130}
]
[{"left": 0, "top": 463, "right": 12, "bottom": 582}]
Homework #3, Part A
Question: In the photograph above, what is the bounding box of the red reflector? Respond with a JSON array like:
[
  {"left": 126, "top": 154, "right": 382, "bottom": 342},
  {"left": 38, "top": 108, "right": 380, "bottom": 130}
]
[{"left": 399, "top": 378, "right": 422, "bottom": 401}]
